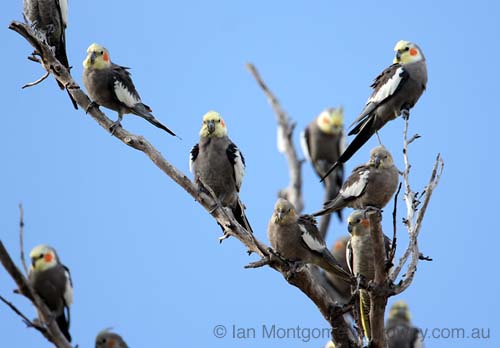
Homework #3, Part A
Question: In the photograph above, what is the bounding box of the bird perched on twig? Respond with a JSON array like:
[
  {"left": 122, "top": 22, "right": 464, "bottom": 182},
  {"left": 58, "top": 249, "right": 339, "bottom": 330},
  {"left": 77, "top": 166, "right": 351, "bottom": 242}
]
[
  {"left": 314, "top": 145, "right": 398, "bottom": 217},
  {"left": 321, "top": 40, "right": 427, "bottom": 181},
  {"left": 96, "top": 329, "right": 129, "bottom": 348},
  {"left": 301, "top": 107, "right": 346, "bottom": 235},
  {"left": 386, "top": 301, "right": 424, "bottom": 348},
  {"left": 28, "top": 244, "right": 73, "bottom": 342},
  {"left": 82, "top": 43, "right": 177, "bottom": 137},
  {"left": 190, "top": 111, "right": 252, "bottom": 233},
  {"left": 346, "top": 210, "right": 391, "bottom": 341},
  {"left": 267, "top": 198, "right": 352, "bottom": 282},
  {"left": 23, "top": 0, "right": 78, "bottom": 109}
]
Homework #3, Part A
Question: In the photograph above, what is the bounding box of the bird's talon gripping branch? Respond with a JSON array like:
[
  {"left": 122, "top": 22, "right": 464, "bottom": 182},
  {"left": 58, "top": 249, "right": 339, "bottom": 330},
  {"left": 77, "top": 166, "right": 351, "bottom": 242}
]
[
  {"left": 109, "top": 122, "right": 122, "bottom": 135},
  {"left": 401, "top": 109, "right": 410, "bottom": 120},
  {"left": 85, "top": 101, "right": 98, "bottom": 114}
]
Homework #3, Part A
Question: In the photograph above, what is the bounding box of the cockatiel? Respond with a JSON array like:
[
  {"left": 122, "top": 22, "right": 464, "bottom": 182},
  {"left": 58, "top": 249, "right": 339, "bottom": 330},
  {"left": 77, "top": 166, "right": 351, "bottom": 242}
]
[
  {"left": 314, "top": 145, "right": 398, "bottom": 217},
  {"left": 28, "top": 244, "right": 73, "bottom": 341},
  {"left": 322, "top": 40, "right": 427, "bottom": 180},
  {"left": 190, "top": 111, "right": 252, "bottom": 233},
  {"left": 324, "top": 235, "right": 351, "bottom": 299},
  {"left": 96, "top": 329, "right": 129, "bottom": 348},
  {"left": 23, "top": 0, "right": 78, "bottom": 109},
  {"left": 267, "top": 198, "right": 352, "bottom": 282},
  {"left": 386, "top": 301, "right": 423, "bottom": 348},
  {"left": 83, "top": 43, "right": 177, "bottom": 136},
  {"left": 301, "top": 107, "right": 346, "bottom": 235}
]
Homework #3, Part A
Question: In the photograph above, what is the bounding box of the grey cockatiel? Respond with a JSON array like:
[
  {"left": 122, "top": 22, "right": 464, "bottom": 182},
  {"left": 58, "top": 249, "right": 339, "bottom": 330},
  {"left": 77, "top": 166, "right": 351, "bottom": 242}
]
[
  {"left": 190, "top": 111, "right": 252, "bottom": 233},
  {"left": 28, "top": 244, "right": 73, "bottom": 342},
  {"left": 314, "top": 145, "right": 398, "bottom": 217},
  {"left": 267, "top": 198, "right": 352, "bottom": 282},
  {"left": 82, "top": 43, "right": 177, "bottom": 136},
  {"left": 96, "top": 329, "right": 129, "bottom": 348},
  {"left": 322, "top": 40, "right": 427, "bottom": 181},
  {"left": 23, "top": 0, "right": 78, "bottom": 109},
  {"left": 301, "top": 107, "right": 346, "bottom": 236},
  {"left": 346, "top": 210, "right": 391, "bottom": 341},
  {"left": 324, "top": 235, "right": 351, "bottom": 299},
  {"left": 386, "top": 301, "right": 423, "bottom": 348}
]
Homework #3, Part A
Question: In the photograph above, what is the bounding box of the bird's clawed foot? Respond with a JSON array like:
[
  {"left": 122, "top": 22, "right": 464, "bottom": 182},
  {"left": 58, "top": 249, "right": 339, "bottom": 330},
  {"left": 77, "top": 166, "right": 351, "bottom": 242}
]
[
  {"left": 109, "top": 121, "right": 122, "bottom": 135},
  {"left": 364, "top": 206, "right": 382, "bottom": 219},
  {"left": 401, "top": 108, "right": 410, "bottom": 120},
  {"left": 85, "top": 101, "right": 98, "bottom": 114}
]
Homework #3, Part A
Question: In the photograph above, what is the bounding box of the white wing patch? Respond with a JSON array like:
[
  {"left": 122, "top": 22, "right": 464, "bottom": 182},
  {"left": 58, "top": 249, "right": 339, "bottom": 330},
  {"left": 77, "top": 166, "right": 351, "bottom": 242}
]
[
  {"left": 367, "top": 67, "right": 404, "bottom": 104},
  {"left": 63, "top": 269, "right": 73, "bottom": 306},
  {"left": 346, "top": 240, "right": 353, "bottom": 274},
  {"left": 233, "top": 148, "right": 245, "bottom": 190},
  {"left": 114, "top": 80, "right": 140, "bottom": 108},
  {"left": 414, "top": 332, "right": 424, "bottom": 348},
  {"left": 300, "top": 130, "right": 311, "bottom": 162},
  {"left": 341, "top": 170, "right": 369, "bottom": 198},
  {"left": 189, "top": 147, "right": 196, "bottom": 174},
  {"left": 58, "top": 0, "right": 69, "bottom": 27},
  {"left": 276, "top": 127, "right": 286, "bottom": 154},
  {"left": 299, "top": 224, "right": 325, "bottom": 252}
]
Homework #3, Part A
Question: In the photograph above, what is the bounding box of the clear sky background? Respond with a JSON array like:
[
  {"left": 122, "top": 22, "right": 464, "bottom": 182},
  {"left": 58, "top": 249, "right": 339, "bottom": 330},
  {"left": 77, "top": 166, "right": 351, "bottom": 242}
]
[{"left": 1, "top": 1, "right": 499, "bottom": 347}]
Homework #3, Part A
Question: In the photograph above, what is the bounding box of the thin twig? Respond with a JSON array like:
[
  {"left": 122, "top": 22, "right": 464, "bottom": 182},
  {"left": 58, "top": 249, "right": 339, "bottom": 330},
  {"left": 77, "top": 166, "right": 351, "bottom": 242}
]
[
  {"left": 0, "top": 295, "right": 41, "bottom": 330},
  {"left": 246, "top": 63, "right": 304, "bottom": 213},
  {"left": 19, "top": 203, "right": 28, "bottom": 275},
  {"left": 22, "top": 71, "right": 49, "bottom": 89},
  {"left": 389, "top": 183, "right": 402, "bottom": 265}
]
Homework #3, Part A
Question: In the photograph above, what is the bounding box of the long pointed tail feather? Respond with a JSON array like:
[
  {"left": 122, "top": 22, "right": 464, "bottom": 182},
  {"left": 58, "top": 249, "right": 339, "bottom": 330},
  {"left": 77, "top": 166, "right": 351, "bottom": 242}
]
[
  {"left": 320, "top": 117, "right": 376, "bottom": 182},
  {"left": 133, "top": 104, "right": 178, "bottom": 137}
]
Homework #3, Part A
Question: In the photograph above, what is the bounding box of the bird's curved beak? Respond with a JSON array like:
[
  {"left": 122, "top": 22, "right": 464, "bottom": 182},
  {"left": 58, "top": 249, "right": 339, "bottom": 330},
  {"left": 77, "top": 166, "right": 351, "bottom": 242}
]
[
  {"left": 207, "top": 120, "right": 215, "bottom": 134},
  {"left": 374, "top": 156, "right": 382, "bottom": 168},
  {"left": 347, "top": 224, "right": 353, "bottom": 234},
  {"left": 31, "top": 259, "right": 36, "bottom": 267},
  {"left": 90, "top": 52, "right": 97, "bottom": 65},
  {"left": 393, "top": 51, "right": 401, "bottom": 64}
]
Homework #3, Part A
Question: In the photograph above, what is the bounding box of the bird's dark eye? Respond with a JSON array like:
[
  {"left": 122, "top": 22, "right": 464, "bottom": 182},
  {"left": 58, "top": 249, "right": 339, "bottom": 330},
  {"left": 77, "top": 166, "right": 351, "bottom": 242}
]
[
  {"left": 100, "top": 51, "right": 104, "bottom": 55},
  {"left": 404, "top": 47, "right": 410, "bottom": 51},
  {"left": 356, "top": 218, "right": 361, "bottom": 223},
  {"left": 216, "top": 120, "right": 221, "bottom": 123},
  {"left": 39, "top": 253, "right": 44, "bottom": 258}
]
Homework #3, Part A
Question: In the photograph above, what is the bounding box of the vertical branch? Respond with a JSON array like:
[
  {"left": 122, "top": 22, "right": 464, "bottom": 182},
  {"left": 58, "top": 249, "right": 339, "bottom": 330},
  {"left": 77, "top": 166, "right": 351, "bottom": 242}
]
[
  {"left": 19, "top": 203, "right": 28, "bottom": 275},
  {"left": 366, "top": 210, "right": 388, "bottom": 348},
  {"left": 246, "top": 63, "right": 304, "bottom": 212}
]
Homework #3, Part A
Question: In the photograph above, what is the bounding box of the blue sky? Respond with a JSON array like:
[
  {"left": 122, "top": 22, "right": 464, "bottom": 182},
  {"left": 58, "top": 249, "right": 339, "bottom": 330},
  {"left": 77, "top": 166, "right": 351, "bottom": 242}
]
[{"left": 1, "top": 1, "right": 499, "bottom": 347}]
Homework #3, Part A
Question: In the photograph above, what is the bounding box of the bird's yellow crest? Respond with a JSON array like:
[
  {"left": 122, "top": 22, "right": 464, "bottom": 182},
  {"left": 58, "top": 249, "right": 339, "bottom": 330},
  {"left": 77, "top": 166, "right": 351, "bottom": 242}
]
[
  {"left": 29, "top": 244, "right": 57, "bottom": 272},
  {"left": 393, "top": 40, "right": 424, "bottom": 64},
  {"left": 389, "top": 300, "right": 411, "bottom": 321},
  {"left": 83, "top": 43, "right": 111, "bottom": 69},
  {"left": 199, "top": 110, "right": 228, "bottom": 137},
  {"left": 317, "top": 107, "right": 344, "bottom": 134}
]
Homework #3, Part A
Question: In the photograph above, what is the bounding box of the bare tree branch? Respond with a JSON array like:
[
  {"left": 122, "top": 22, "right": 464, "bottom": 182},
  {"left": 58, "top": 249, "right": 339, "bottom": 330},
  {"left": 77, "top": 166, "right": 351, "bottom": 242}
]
[
  {"left": 22, "top": 71, "right": 50, "bottom": 89},
  {"left": 19, "top": 203, "right": 28, "bottom": 275},
  {"left": 246, "top": 63, "right": 304, "bottom": 213},
  {"left": 388, "top": 116, "right": 444, "bottom": 289},
  {"left": 9, "top": 21, "right": 356, "bottom": 348}
]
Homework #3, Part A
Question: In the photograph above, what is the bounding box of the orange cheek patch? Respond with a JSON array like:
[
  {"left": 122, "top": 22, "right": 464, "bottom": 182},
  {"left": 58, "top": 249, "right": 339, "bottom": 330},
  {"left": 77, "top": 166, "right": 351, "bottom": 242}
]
[
  {"left": 107, "top": 339, "right": 115, "bottom": 348},
  {"left": 103, "top": 52, "right": 109, "bottom": 61},
  {"left": 334, "top": 241, "right": 343, "bottom": 250},
  {"left": 220, "top": 120, "right": 225, "bottom": 127},
  {"left": 410, "top": 48, "right": 418, "bottom": 56},
  {"left": 44, "top": 253, "right": 53, "bottom": 263},
  {"left": 322, "top": 117, "right": 329, "bottom": 124},
  {"left": 361, "top": 219, "right": 370, "bottom": 229}
]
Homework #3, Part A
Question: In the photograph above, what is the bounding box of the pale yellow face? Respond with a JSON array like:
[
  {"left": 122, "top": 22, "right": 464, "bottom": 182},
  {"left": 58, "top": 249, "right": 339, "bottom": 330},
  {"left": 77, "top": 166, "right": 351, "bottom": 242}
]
[
  {"left": 83, "top": 43, "right": 111, "bottom": 69},
  {"left": 273, "top": 198, "right": 296, "bottom": 224},
  {"left": 316, "top": 107, "right": 344, "bottom": 135},
  {"left": 29, "top": 244, "right": 57, "bottom": 272},
  {"left": 393, "top": 40, "right": 424, "bottom": 64},
  {"left": 347, "top": 210, "right": 370, "bottom": 236},
  {"left": 369, "top": 145, "right": 394, "bottom": 168},
  {"left": 389, "top": 300, "right": 411, "bottom": 321},
  {"left": 199, "top": 111, "right": 228, "bottom": 138}
]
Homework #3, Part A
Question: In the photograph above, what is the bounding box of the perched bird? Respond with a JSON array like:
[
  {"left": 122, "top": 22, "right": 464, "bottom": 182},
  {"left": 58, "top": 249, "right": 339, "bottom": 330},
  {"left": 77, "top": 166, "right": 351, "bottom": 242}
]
[
  {"left": 314, "top": 145, "right": 398, "bottom": 217},
  {"left": 301, "top": 107, "right": 346, "bottom": 235},
  {"left": 267, "top": 198, "right": 352, "bottom": 282},
  {"left": 96, "top": 329, "right": 129, "bottom": 348},
  {"left": 190, "top": 111, "right": 252, "bottom": 233},
  {"left": 386, "top": 301, "right": 423, "bottom": 348},
  {"left": 346, "top": 210, "right": 391, "bottom": 341},
  {"left": 324, "top": 235, "right": 351, "bottom": 299},
  {"left": 82, "top": 43, "right": 176, "bottom": 136},
  {"left": 28, "top": 244, "right": 73, "bottom": 341},
  {"left": 23, "top": 0, "right": 78, "bottom": 109},
  {"left": 321, "top": 40, "right": 427, "bottom": 181}
]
